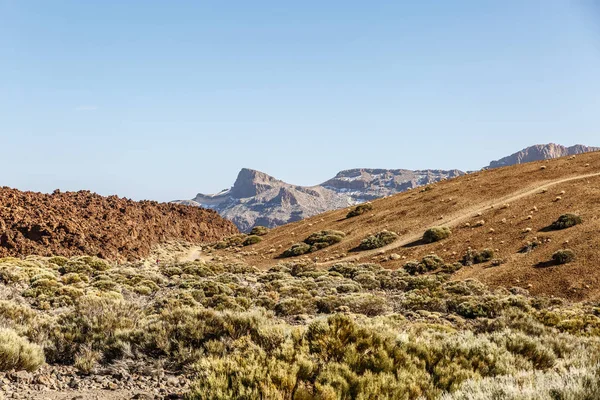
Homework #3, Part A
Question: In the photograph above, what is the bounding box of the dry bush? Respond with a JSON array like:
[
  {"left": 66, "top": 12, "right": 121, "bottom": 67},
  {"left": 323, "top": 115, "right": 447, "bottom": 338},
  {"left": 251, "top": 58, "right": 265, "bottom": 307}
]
[
  {"left": 551, "top": 214, "right": 582, "bottom": 230},
  {"left": 358, "top": 231, "right": 398, "bottom": 250},
  {"left": 0, "top": 328, "right": 45, "bottom": 372},
  {"left": 346, "top": 202, "right": 373, "bottom": 218},
  {"left": 423, "top": 226, "right": 452, "bottom": 243}
]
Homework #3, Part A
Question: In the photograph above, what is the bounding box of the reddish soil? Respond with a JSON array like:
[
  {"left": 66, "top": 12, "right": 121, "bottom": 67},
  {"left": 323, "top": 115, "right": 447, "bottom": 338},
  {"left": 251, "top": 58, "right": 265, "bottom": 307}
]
[{"left": 0, "top": 188, "right": 238, "bottom": 260}]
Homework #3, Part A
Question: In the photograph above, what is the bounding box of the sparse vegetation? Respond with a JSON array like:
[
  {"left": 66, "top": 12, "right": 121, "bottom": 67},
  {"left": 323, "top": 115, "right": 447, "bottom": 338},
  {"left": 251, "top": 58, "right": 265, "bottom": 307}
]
[
  {"left": 281, "top": 242, "right": 312, "bottom": 257},
  {"left": 462, "top": 248, "right": 495, "bottom": 265},
  {"left": 551, "top": 213, "right": 583, "bottom": 230},
  {"left": 358, "top": 230, "right": 398, "bottom": 250},
  {"left": 423, "top": 226, "right": 452, "bottom": 243},
  {"left": 552, "top": 249, "right": 576, "bottom": 265},
  {"left": 249, "top": 226, "right": 269, "bottom": 236},
  {"left": 242, "top": 235, "right": 262, "bottom": 246},
  {"left": 346, "top": 202, "right": 373, "bottom": 218},
  {"left": 281, "top": 230, "right": 346, "bottom": 257}
]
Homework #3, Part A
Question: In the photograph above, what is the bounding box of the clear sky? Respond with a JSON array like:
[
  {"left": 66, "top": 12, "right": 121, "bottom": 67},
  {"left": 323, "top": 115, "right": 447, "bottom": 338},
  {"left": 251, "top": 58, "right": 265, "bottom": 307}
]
[{"left": 2, "top": 1, "right": 600, "bottom": 201}]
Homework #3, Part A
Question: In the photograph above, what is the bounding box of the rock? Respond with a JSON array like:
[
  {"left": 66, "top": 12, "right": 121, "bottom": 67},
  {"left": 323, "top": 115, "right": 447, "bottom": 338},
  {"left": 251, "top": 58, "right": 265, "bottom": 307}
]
[
  {"left": 9, "top": 371, "right": 32, "bottom": 383},
  {"left": 0, "top": 187, "right": 238, "bottom": 259}
]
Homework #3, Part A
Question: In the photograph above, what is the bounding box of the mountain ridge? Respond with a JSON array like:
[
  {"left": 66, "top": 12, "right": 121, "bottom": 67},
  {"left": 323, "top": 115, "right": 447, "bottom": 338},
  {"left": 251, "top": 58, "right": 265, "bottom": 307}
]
[{"left": 175, "top": 143, "right": 598, "bottom": 231}]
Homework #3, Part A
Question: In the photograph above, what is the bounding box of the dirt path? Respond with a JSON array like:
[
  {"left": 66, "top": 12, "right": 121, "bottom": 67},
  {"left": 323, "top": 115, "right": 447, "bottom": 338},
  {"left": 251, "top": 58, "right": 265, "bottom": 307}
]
[
  {"left": 318, "top": 171, "right": 600, "bottom": 266},
  {"left": 178, "top": 246, "right": 207, "bottom": 262}
]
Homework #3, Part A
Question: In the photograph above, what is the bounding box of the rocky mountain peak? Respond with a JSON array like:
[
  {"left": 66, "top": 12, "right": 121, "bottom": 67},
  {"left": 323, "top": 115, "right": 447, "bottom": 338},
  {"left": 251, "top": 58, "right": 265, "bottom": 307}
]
[{"left": 230, "top": 168, "right": 281, "bottom": 199}]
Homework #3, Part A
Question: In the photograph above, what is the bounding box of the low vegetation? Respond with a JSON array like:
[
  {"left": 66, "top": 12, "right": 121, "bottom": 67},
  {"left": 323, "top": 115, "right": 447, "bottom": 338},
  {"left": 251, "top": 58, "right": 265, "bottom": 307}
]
[
  {"left": 242, "top": 235, "right": 262, "bottom": 246},
  {"left": 462, "top": 248, "right": 495, "bottom": 266},
  {"left": 423, "top": 226, "right": 452, "bottom": 243},
  {"left": 249, "top": 226, "right": 270, "bottom": 236},
  {"left": 550, "top": 214, "right": 583, "bottom": 230},
  {"left": 281, "top": 230, "right": 346, "bottom": 257},
  {"left": 1, "top": 250, "right": 600, "bottom": 398},
  {"left": 346, "top": 202, "right": 373, "bottom": 218},
  {"left": 358, "top": 230, "right": 398, "bottom": 250},
  {"left": 552, "top": 249, "right": 576, "bottom": 265}
]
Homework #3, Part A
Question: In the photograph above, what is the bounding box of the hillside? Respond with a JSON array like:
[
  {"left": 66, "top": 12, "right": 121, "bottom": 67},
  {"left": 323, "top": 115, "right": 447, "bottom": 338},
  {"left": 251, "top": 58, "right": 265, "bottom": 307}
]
[
  {"left": 225, "top": 151, "right": 600, "bottom": 300},
  {"left": 175, "top": 168, "right": 463, "bottom": 231},
  {"left": 0, "top": 188, "right": 238, "bottom": 260}
]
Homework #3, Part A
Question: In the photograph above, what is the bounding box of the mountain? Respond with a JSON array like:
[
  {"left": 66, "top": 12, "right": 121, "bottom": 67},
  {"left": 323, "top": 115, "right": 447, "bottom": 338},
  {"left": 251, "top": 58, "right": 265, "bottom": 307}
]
[
  {"left": 230, "top": 151, "right": 600, "bottom": 301},
  {"left": 0, "top": 188, "right": 238, "bottom": 260},
  {"left": 176, "top": 143, "right": 598, "bottom": 232},
  {"left": 176, "top": 168, "right": 463, "bottom": 232},
  {"left": 487, "top": 143, "right": 599, "bottom": 169}
]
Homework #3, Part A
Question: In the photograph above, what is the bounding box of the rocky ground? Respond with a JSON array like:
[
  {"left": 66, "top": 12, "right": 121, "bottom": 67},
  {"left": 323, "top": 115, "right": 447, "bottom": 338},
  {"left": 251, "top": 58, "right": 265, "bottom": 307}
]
[
  {"left": 0, "top": 365, "right": 189, "bottom": 399},
  {"left": 0, "top": 187, "right": 238, "bottom": 260}
]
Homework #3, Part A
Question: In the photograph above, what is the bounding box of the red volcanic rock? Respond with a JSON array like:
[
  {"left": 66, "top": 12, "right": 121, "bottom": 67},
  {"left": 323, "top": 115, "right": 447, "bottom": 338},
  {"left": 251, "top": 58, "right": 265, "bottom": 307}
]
[{"left": 0, "top": 187, "right": 238, "bottom": 260}]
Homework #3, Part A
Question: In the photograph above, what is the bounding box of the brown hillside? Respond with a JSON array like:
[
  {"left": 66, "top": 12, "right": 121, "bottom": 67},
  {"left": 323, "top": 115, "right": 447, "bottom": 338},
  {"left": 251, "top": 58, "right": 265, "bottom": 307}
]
[
  {"left": 234, "top": 151, "right": 600, "bottom": 301},
  {"left": 0, "top": 188, "right": 238, "bottom": 260}
]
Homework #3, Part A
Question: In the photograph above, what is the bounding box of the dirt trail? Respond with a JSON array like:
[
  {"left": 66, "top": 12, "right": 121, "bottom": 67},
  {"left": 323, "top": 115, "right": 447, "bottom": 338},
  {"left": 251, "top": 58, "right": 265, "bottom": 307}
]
[{"left": 318, "top": 171, "right": 600, "bottom": 266}]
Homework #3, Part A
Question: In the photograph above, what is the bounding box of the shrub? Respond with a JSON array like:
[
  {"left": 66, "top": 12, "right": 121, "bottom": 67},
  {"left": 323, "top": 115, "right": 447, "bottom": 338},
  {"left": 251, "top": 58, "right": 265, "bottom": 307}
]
[
  {"left": 215, "top": 234, "right": 248, "bottom": 249},
  {"left": 0, "top": 328, "right": 45, "bottom": 371},
  {"left": 281, "top": 243, "right": 312, "bottom": 258},
  {"left": 551, "top": 214, "right": 582, "bottom": 230},
  {"left": 519, "top": 240, "right": 541, "bottom": 254},
  {"left": 552, "top": 249, "right": 575, "bottom": 265},
  {"left": 346, "top": 203, "right": 373, "bottom": 218},
  {"left": 462, "top": 248, "right": 495, "bottom": 265},
  {"left": 249, "top": 226, "right": 269, "bottom": 236},
  {"left": 423, "top": 226, "right": 452, "bottom": 243},
  {"left": 242, "top": 235, "right": 262, "bottom": 246},
  {"left": 281, "top": 231, "right": 345, "bottom": 257},
  {"left": 404, "top": 255, "right": 445, "bottom": 275},
  {"left": 304, "top": 230, "right": 346, "bottom": 247},
  {"left": 358, "top": 231, "right": 398, "bottom": 250}
]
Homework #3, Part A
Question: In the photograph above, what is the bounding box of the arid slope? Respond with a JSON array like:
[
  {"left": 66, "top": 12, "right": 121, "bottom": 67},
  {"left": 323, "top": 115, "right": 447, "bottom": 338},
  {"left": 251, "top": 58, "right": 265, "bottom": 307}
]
[{"left": 235, "top": 151, "right": 600, "bottom": 300}]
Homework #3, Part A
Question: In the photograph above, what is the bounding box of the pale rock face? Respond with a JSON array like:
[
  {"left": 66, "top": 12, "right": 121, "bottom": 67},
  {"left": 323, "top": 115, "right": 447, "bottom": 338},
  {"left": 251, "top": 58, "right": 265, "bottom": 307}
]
[
  {"left": 487, "top": 144, "right": 599, "bottom": 169},
  {"left": 175, "top": 168, "right": 464, "bottom": 232}
]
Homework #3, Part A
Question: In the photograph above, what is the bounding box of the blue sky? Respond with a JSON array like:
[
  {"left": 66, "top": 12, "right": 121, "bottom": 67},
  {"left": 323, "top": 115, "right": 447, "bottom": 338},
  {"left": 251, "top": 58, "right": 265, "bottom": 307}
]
[{"left": 1, "top": 1, "right": 599, "bottom": 201}]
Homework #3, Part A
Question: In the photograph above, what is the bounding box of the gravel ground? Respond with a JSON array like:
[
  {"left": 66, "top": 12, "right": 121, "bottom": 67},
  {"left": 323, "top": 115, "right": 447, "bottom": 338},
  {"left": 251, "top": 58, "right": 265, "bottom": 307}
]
[{"left": 0, "top": 365, "right": 189, "bottom": 399}]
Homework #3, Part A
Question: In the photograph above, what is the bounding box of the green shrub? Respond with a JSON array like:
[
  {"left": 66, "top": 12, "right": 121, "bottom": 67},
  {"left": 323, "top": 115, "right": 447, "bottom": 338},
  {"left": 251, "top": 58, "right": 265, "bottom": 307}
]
[
  {"left": 358, "top": 231, "right": 398, "bottom": 250},
  {"left": 346, "top": 203, "right": 373, "bottom": 218},
  {"left": 552, "top": 249, "right": 575, "bottom": 265},
  {"left": 423, "top": 226, "right": 452, "bottom": 243},
  {"left": 242, "top": 235, "right": 262, "bottom": 246},
  {"left": 462, "top": 248, "right": 495, "bottom": 265},
  {"left": 551, "top": 214, "right": 582, "bottom": 230},
  {"left": 281, "top": 243, "right": 312, "bottom": 258},
  {"left": 249, "top": 226, "right": 270, "bottom": 236},
  {"left": 0, "top": 328, "right": 45, "bottom": 371},
  {"left": 215, "top": 234, "right": 248, "bottom": 249},
  {"left": 304, "top": 230, "right": 346, "bottom": 247},
  {"left": 404, "top": 254, "right": 446, "bottom": 275},
  {"left": 281, "top": 230, "right": 345, "bottom": 257}
]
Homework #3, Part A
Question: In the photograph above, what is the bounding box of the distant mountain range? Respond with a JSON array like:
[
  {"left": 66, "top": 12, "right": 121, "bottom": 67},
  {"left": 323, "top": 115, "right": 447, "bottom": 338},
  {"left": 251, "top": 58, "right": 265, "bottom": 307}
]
[
  {"left": 485, "top": 143, "right": 599, "bottom": 169},
  {"left": 175, "top": 143, "right": 598, "bottom": 231}
]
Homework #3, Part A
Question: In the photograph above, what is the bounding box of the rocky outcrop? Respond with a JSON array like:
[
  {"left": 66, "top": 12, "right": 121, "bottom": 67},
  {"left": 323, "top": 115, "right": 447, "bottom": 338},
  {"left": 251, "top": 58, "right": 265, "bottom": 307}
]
[
  {"left": 0, "top": 188, "right": 238, "bottom": 260},
  {"left": 487, "top": 144, "right": 599, "bottom": 169},
  {"left": 175, "top": 168, "right": 464, "bottom": 231}
]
